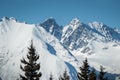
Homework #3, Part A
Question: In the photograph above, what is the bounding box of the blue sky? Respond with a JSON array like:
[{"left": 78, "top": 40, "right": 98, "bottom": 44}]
[{"left": 0, "top": 0, "right": 120, "bottom": 28}]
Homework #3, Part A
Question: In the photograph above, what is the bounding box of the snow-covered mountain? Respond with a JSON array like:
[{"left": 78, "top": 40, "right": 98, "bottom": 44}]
[
  {"left": 0, "top": 17, "right": 120, "bottom": 80},
  {"left": 0, "top": 17, "right": 77, "bottom": 80},
  {"left": 61, "top": 18, "right": 120, "bottom": 54},
  {"left": 89, "top": 22, "right": 120, "bottom": 41},
  {"left": 61, "top": 18, "right": 94, "bottom": 52}
]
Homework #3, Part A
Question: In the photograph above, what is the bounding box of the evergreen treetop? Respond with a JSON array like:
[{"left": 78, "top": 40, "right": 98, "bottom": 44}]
[
  {"left": 98, "top": 66, "right": 107, "bottom": 80},
  {"left": 20, "top": 41, "right": 42, "bottom": 80},
  {"left": 59, "top": 69, "right": 70, "bottom": 80},
  {"left": 77, "top": 58, "right": 90, "bottom": 80}
]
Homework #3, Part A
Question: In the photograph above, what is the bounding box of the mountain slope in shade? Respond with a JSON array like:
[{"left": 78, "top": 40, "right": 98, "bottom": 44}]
[
  {"left": 40, "top": 17, "right": 62, "bottom": 40},
  {"left": 0, "top": 17, "right": 120, "bottom": 80}
]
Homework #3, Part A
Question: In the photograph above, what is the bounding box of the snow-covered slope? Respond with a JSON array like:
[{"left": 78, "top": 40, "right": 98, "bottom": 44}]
[
  {"left": 0, "top": 17, "right": 120, "bottom": 80},
  {"left": 0, "top": 17, "right": 78, "bottom": 80}
]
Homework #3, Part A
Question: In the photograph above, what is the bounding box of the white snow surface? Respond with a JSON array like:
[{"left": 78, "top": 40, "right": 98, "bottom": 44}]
[
  {"left": 0, "top": 18, "right": 78, "bottom": 80},
  {"left": 0, "top": 17, "right": 120, "bottom": 80}
]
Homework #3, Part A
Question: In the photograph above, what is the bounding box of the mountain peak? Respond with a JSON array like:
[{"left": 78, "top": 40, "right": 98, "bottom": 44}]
[
  {"left": 69, "top": 18, "right": 81, "bottom": 26},
  {"left": 43, "top": 17, "right": 56, "bottom": 24},
  {"left": 40, "top": 17, "right": 58, "bottom": 28},
  {"left": 1, "top": 17, "right": 11, "bottom": 22},
  {"left": 40, "top": 17, "right": 62, "bottom": 40},
  {"left": 89, "top": 21, "right": 104, "bottom": 29},
  {"left": 2, "top": 17, "right": 9, "bottom": 21},
  {"left": 92, "top": 21, "right": 104, "bottom": 26},
  {"left": 1, "top": 17, "right": 16, "bottom": 22}
]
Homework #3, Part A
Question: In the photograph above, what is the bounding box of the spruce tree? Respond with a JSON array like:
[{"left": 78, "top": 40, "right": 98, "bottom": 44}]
[
  {"left": 59, "top": 69, "right": 70, "bottom": 80},
  {"left": 77, "top": 58, "right": 90, "bottom": 80},
  {"left": 98, "top": 66, "right": 107, "bottom": 80},
  {"left": 89, "top": 68, "right": 96, "bottom": 80},
  {"left": 49, "top": 73, "right": 53, "bottom": 80},
  {"left": 20, "top": 41, "right": 42, "bottom": 80}
]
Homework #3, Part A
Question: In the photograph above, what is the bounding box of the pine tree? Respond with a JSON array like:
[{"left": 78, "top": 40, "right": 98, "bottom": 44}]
[
  {"left": 20, "top": 41, "right": 42, "bottom": 80},
  {"left": 0, "top": 77, "right": 2, "bottom": 80},
  {"left": 89, "top": 68, "right": 96, "bottom": 80},
  {"left": 59, "top": 69, "right": 70, "bottom": 80},
  {"left": 49, "top": 73, "right": 53, "bottom": 80},
  {"left": 77, "top": 58, "right": 90, "bottom": 80},
  {"left": 98, "top": 66, "right": 107, "bottom": 80}
]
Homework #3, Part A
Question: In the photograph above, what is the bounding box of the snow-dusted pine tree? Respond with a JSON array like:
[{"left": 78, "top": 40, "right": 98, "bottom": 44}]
[
  {"left": 59, "top": 69, "right": 70, "bottom": 80},
  {"left": 20, "top": 41, "right": 42, "bottom": 80},
  {"left": 49, "top": 73, "right": 53, "bottom": 80},
  {"left": 98, "top": 66, "right": 107, "bottom": 80}
]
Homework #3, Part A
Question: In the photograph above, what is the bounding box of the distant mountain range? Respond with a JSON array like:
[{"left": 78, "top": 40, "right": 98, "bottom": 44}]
[{"left": 0, "top": 17, "right": 120, "bottom": 80}]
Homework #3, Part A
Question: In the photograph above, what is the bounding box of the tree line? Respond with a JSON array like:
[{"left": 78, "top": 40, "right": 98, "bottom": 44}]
[{"left": 19, "top": 41, "right": 108, "bottom": 80}]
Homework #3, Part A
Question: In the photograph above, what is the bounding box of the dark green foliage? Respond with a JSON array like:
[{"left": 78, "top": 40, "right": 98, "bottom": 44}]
[
  {"left": 59, "top": 69, "right": 70, "bottom": 80},
  {"left": 0, "top": 77, "right": 2, "bottom": 80},
  {"left": 20, "top": 41, "right": 42, "bottom": 80},
  {"left": 77, "top": 58, "right": 90, "bottom": 80},
  {"left": 49, "top": 73, "right": 53, "bottom": 80},
  {"left": 98, "top": 66, "right": 107, "bottom": 80},
  {"left": 89, "top": 68, "right": 96, "bottom": 80}
]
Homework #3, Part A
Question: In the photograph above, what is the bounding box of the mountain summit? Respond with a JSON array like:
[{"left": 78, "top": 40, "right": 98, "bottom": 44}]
[{"left": 40, "top": 17, "right": 62, "bottom": 39}]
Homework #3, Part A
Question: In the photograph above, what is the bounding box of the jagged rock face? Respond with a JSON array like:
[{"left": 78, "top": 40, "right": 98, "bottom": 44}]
[
  {"left": 60, "top": 19, "right": 120, "bottom": 52},
  {"left": 40, "top": 17, "right": 62, "bottom": 40},
  {"left": 89, "top": 22, "right": 120, "bottom": 42},
  {"left": 61, "top": 18, "right": 97, "bottom": 52},
  {"left": 61, "top": 18, "right": 92, "bottom": 50}
]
